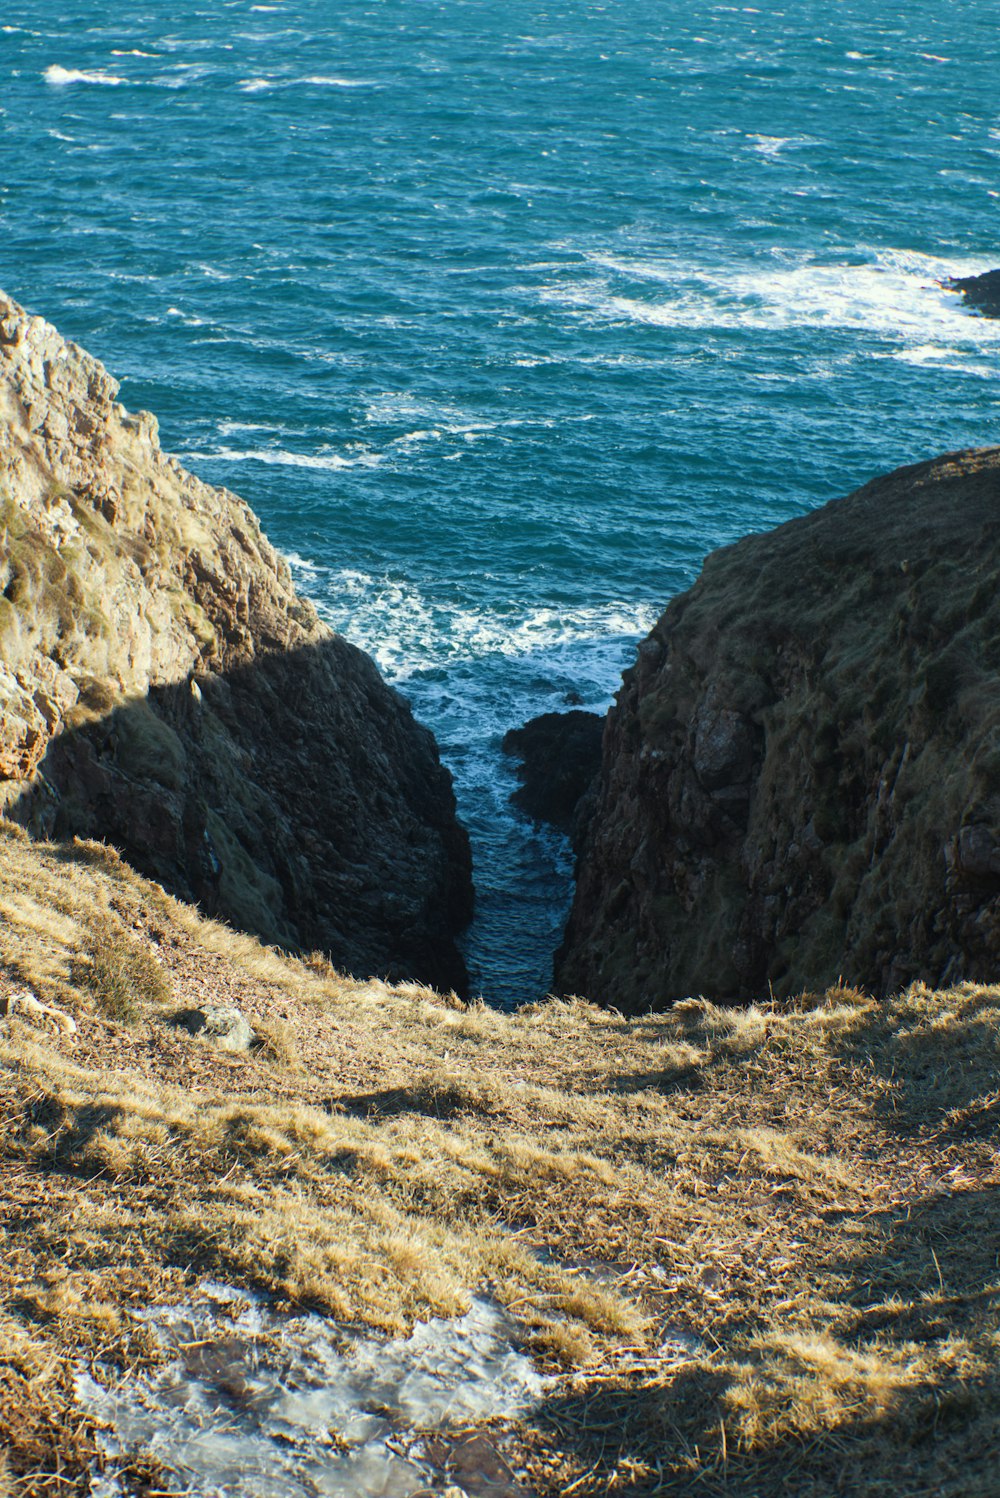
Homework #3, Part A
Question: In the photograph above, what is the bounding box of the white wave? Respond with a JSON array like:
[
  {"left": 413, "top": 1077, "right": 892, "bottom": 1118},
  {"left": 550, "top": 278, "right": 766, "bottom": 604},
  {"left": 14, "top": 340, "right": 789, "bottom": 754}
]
[
  {"left": 217, "top": 419, "right": 287, "bottom": 437},
  {"left": 284, "top": 558, "right": 657, "bottom": 680},
  {"left": 745, "top": 133, "right": 815, "bottom": 158},
  {"left": 43, "top": 64, "right": 125, "bottom": 86},
  {"left": 878, "top": 346, "right": 996, "bottom": 376},
  {"left": 889, "top": 342, "right": 963, "bottom": 365},
  {"left": 544, "top": 247, "right": 1000, "bottom": 347},
  {"left": 364, "top": 393, "right": 463, "bottom": 424},
  {"left": 364, "top": 393, "right": 550, "bottom": 438},
  {"left": 198, "top": 445, "right": 383, "bottom": 472},
  {"left": 165, "top": 306, "right": 207, "bottom": 327},
  {"left": 282, "top": 550, "right": 325, "bottom": 579},
  {"left": 157, "top": 35, "right": 226, "bottom": 53},
  {"left": 389, "top": 427, "right": 443, "bottom": 447},
  {"left": 238, "top": 73, "right": 377, "bottom": 95},
  {"left": 300, "top": 75, "right": 378, "bottom": 87}
]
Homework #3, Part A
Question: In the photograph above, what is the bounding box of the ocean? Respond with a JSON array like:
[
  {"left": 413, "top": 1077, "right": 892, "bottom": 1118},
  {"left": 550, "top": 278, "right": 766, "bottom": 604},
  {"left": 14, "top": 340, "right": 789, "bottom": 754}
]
[{"left": 2, "top": 0, "right": 999, "bottom": 1003}]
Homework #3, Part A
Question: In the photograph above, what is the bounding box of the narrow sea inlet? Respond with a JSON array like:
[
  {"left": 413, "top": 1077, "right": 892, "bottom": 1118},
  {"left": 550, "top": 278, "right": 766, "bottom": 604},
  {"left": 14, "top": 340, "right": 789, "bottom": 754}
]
[
  {"left": 3, "top": 2, "right": 1000, "bottom": 1493},
  {"left": 4, "top": 0, "right": 1000, "bottom": 1000}
]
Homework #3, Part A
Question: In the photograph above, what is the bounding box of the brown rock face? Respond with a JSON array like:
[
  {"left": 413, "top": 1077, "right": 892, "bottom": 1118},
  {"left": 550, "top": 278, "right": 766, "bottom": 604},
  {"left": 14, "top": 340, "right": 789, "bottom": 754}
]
[
  {"left": 556, "top": 449, "right": 1000, "bottom": 1010},
  {"left": 0, "top": 291, "right": 472, "bottom": 992}
]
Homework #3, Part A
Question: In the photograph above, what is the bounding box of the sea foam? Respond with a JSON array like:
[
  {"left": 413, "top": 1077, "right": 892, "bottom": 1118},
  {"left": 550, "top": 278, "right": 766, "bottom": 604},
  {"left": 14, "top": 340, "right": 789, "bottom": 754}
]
[
  {"left": 202, "top": 445, "right": 384, "bottom": 472},
  {"left": 43, "top": 64, "right": 125, "bottom": 86},
  {"left": 546, "top": 248, "right": 1000, "bottom": 345}
]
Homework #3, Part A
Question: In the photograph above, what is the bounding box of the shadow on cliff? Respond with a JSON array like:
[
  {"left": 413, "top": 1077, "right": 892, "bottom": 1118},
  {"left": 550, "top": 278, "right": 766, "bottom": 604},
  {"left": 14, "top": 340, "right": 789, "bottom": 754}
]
[
  {"left": 524, "top": 1181, "right": 1000, "bottom": 1497},
  {"left": 7, "top": 639, "right": 473, "bottom": 995}
]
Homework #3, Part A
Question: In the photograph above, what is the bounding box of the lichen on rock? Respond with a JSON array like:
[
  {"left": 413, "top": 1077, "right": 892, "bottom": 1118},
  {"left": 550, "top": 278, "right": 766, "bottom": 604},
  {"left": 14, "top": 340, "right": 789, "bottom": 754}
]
[
  {"left": 557, "top": 447, "right": 1000, "bottom": 1010},
  {"left": 0, "top": 291, "right": 472, "bottom": 992}
]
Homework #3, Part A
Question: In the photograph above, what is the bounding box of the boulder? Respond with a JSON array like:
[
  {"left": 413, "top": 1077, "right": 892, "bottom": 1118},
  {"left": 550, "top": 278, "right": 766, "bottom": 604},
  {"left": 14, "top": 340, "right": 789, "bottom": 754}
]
[
  {"left": 556, "top": 448, "right": 1000, "bottom": 1010},
  {"left": 502, "top": 710, "right": 604, "bottom": 835},
  {"left": 174, "top": 1005, "right": 255, "bottom": 1052},
  {"left": 943, "top": 269, "right": 1000, "bottom": 319}
]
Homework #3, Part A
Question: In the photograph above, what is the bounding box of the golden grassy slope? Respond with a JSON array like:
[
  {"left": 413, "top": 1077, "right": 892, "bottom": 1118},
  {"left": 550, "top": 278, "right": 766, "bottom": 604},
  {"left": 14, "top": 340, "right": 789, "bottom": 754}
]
[{"left": 0, "top": 819, "right": 998, "bottom": 1496}]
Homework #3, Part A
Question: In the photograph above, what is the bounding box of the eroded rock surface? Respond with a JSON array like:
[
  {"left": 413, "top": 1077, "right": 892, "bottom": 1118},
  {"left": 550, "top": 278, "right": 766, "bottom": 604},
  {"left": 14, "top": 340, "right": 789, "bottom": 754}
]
[
  {"left": 556, "top": 449, "right": 1000, "bottom": 1009},
  {"left": 0, "top": 291, "right": 472, "bottom": 991}
]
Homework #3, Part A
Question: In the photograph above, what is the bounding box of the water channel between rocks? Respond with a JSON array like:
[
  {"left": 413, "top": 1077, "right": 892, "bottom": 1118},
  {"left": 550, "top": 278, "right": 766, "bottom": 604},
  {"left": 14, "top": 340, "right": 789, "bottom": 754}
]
[{"left": 77, "top": 1282, "right": 546, "bottom": 1498}]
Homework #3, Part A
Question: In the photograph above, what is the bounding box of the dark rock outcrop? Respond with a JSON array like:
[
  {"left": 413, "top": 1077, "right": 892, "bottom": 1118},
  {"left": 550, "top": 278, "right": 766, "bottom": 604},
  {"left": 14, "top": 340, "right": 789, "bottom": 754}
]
[
  {"left": 0, "top": 291, "right": 472, "bottom": 992},
  {"left": 502, "top": 710, "right": 604, "bottom": 834},
  {"left": 556, "top": 448, "right": 1000, "bottom": 1011},
  {"left": 943, "top": 269, "right": 1000, "bottom": 319}
]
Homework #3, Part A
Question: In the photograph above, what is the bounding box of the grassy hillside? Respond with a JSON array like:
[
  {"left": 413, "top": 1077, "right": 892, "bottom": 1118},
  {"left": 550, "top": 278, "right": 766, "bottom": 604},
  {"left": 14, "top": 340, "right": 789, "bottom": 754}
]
[{"left": 0, "top": 820, "right": 997, "bottom": 1495}]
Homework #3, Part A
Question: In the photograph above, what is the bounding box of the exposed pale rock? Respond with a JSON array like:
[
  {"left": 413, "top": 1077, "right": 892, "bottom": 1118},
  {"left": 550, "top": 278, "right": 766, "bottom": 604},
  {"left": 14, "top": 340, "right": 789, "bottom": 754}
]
[
  {"left": 557, "top": 448, "right": 1000, "bottom": 1010},
  {"left": 1, "top": 989, "right": 77, "bottom": 1035},
  {"left": 174, "top": 1004, "right": 256, "bottom": 1052},
  {"left": 0, "top": 291, "right": 472, "bottom": 991}
]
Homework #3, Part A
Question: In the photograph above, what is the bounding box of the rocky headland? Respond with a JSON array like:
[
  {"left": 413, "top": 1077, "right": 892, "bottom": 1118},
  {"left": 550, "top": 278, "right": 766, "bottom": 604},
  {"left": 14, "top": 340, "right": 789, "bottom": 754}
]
[
  {"left": 0, "top": 291, "right": 472, "bottom": 991},
  {"left": 557, "top": 448, "right": 1000, "bottom": 1011}
]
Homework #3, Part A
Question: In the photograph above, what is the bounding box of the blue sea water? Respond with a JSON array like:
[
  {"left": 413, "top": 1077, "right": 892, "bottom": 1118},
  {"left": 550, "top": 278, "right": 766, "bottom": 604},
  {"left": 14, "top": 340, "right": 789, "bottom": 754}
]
[{"left": 2, "top": 1, "right": 999, "bottom": 1003}]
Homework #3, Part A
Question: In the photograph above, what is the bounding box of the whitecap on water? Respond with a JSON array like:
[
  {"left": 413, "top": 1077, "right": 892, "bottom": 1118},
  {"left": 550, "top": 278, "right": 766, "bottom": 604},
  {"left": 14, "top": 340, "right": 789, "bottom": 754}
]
[
  {"left": 543, "top": 247, "right": 1000, "bottom": 349},
  {"left": 166, "top": 307, "right": 208, "bottom": 327},
  {"left": 300, "top": 75, "right": 380, "bottom": 87},
  {"left": 77, "top": 1283, "right": 545, "bottom": 1498},
  {"left": 43, "top": 64, "right": 125, "bottom": 86},
  {"left": 194, "top": 444, "right": 384, "bottom": 472},
  {"left": 237, "top": 74, "right": 378, "bottom": 93},
  {"left": 283, "top": 558, "right": 657, "bottom": 681},
  {"left": 744, "top": 132, "right": 817, "bottom": 158}
]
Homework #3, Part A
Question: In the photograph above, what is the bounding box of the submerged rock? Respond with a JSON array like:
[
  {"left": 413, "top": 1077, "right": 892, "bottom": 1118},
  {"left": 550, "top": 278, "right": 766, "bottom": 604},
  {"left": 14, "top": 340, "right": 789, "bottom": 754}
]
[
  {"left": 556, "top": 448, "right": 1000, "bottom": 1010},
  {"left": 0, "top": 291, "right": 472, "bottom": 992},
  {"left": 943, "top": 268, "right": 1000, "bottom": 319},
  {"left": 501, "top": 710, "right": 604, "bottom": 835}
]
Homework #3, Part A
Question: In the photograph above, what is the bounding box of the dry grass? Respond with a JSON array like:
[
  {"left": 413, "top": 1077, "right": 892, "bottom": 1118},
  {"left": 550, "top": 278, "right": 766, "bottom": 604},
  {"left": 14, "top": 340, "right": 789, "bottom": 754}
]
[
  {"left": 0, "top": 822, "right": 998, "bottom": 1495},
  {"left": 71, "top": 912, "right": 172, "bottom": 1024}
]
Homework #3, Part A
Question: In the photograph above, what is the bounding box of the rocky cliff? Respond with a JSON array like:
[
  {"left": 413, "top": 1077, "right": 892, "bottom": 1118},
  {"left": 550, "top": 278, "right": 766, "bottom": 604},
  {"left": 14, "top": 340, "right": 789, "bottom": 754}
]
[
  {"left": 556, "top": 449, "right": 1000, "bottom": 1010},
  {"left": 0, "top": 291, "right": 472, "bottom": 992}
]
